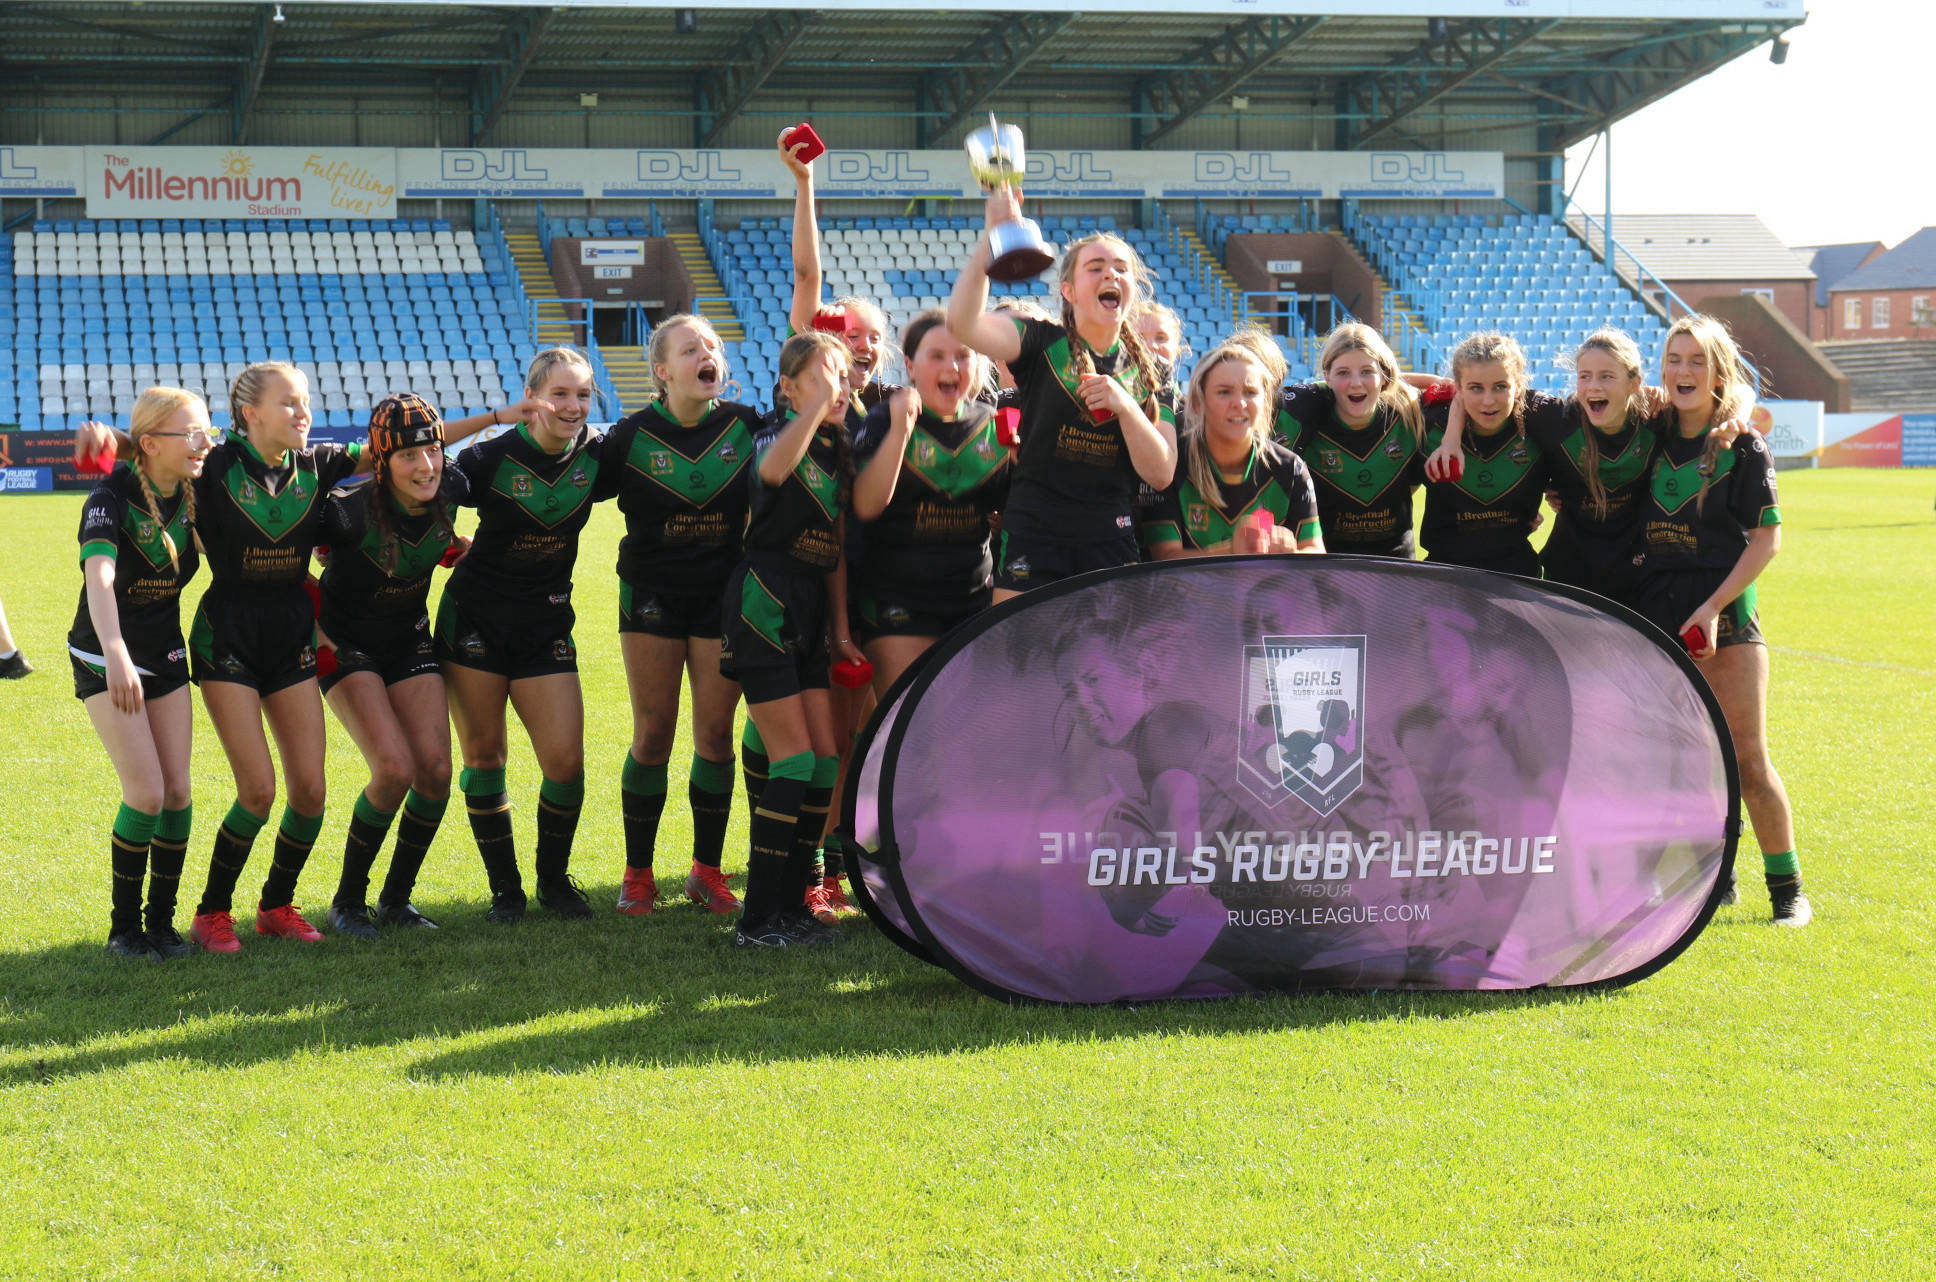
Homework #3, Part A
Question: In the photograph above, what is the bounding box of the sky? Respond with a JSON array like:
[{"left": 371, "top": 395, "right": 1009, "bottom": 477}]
[{"left": 1561, "top": 1, "right": 1931, "bottom": 252}]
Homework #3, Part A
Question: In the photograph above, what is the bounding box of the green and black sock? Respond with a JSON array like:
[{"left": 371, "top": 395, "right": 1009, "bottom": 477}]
[
  {"left": 335, "top": 791, "right": 398, "bottom": 908},
  {"left": 689, "top": 753, "right": 734, "bottom": 870},
  {"left": 110, "top": 804, "right": 160, "bottom": 937},
  {"left": 742, "top": 750, "right": 812, "bottom": 924},
  {"left": 197, "top": 801, "right": 267, "bottom": 916},
  {"left": 379, "top": 789, "right": 447, "bottom": 909},
  {"left": 793, "top": 754, "right": 839, "bottom": 901},
  {"left": 534, "top": 772, "right": 585, "bottom": 884},
  {"left": 259, "top": 805, "right": 326, "bottom": 910},
  {"left": 146, "top": 803, "right": 192, "bottom": 931},
  {"left": 461, "top": 766, "right": 520, "bottom": 897},
  {"left": 740, "top": 719, "right": 769, "bottom": 821},
  {"left": 620, "top": 754, "right": 668, "bottom": 871},
  {"left": 1763, "top": 849, "right": 1803, "bottom": 900}
]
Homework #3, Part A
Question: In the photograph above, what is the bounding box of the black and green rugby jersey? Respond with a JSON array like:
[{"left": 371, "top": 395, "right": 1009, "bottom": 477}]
[
  {"left": 744, "top": 413, "right": 846, "bottom": 577},
  {"left": 445, "top": 423, "right": 622, "bottom": 609},
  {"left": 1002, "top": 316, "right": 1176, "bottom": 546},
  {"left": 607, "top": 399, "right": 762, "bottom": 591},
  {"left": 1533, "top": 401, "right": 1670, "bottom": 541},
  {"left": 853, "top": 399, "right": 1009, "bottom": 605},
  {"left": 1639, "top": 426, "right": 1781, "bottom": 572},
  {"left": 193, "top": 436, "right": 361, "bottom": 594},
  {"left": 1140, "top": 437, "right": 1321, "bottom": 553},
  {"left": 1280, "top": 382, "right": 1425, "bottom": 558},
  {"left": 1418, "top": 393, "right": 1560, "bottom": 566},
  {"left": 317, "top": 470, "right": 467, "bottom": 635},
  {"left": 68, "top": 466, "right": 198, "bottom": 664}
]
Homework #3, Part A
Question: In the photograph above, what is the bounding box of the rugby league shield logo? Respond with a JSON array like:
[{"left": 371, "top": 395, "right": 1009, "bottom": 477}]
[{"left": 1236, "top": 633, "right": 1366, "bottom": 816}]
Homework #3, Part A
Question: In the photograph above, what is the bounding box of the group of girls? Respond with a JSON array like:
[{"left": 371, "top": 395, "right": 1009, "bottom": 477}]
[{"left": 64, "top": 132, "right": 1807, "bottom": 960}]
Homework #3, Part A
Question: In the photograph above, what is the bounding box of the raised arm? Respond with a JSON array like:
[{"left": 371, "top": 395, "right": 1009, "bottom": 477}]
[
  {"left": 759, "top": 352, "right": 842, "bottom": 488},
  {"left": 852, "top": 388, "right": 921, "bottom": 520},
  {"left": 946, "top": 189, "right": 1027, "bottom": 364},
  {"left": 782, "top": 128, "right": 825, "bottom": 338}
]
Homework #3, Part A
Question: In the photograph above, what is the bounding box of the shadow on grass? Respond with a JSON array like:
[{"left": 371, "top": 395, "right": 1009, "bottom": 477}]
[{"left": 0, "top": 886, "right": 1602, "bottom": 1085}]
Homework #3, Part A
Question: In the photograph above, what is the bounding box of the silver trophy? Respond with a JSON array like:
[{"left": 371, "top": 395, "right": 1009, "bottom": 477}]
[{"left": 965, "top": 113, "right": 1055, "bottom": 283}]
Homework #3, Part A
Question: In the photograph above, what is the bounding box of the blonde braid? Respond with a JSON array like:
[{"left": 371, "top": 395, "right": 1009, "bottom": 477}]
[
  {"left": 1058, "top": 295, "right": 1096, "bottom": 382},
  {"left": 132, "top": 461, "right": 181, "bottom": 573}
]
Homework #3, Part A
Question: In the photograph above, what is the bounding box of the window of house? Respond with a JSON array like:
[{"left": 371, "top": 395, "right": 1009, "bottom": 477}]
[
  {"left": 1873, "top": 297, "right": 1891, "bottom": 328},
  {"left": 1844, "top": 298, "right": 1862, "bottom": 330},
  {"left": 1741, "top": 287, "right": 1774, "bottom": 302}
]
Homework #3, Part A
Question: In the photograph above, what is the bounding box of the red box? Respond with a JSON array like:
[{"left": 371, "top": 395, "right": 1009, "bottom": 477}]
[{"left": 782, "top": 123, "right": 826, "bottom": 164}]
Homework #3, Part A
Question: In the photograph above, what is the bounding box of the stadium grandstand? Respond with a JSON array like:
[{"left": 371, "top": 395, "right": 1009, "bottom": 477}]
[{"left": 2, "top": 0, "right": 1807, "bottom": 439}]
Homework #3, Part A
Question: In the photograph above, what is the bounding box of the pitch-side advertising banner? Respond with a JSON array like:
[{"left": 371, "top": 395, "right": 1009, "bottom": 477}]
[
  {"left": 1755, "top": 400, "right": 1823, "bottom": 466},
  {"left": 83, "top": 147, "right": 397, "bottom": 220},
  {"left": 843, "top": 557, "right": 1735, "bottom": 1003},
  {"left": 397, "top": 147, "right": 1504, "bottom": 201}
]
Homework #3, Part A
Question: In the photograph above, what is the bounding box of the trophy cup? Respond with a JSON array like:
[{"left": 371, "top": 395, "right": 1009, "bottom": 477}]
[{"left": 965, "top": 113, "right": 1055, "bottom": 282}]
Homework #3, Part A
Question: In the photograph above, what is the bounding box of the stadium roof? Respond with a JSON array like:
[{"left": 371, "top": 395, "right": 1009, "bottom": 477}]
[
  {"left": 1589, "top": 214, "right": 1815, "bottom": 282},
  {"left": 1799, "top": 242, "right": 1887, "bottom": 306},
  {"left": 0, "top": 3, "right": 1806, "bottom": 151},
  {"left": 1829, "top": 229, "right": 1936, "bottom": 294}
]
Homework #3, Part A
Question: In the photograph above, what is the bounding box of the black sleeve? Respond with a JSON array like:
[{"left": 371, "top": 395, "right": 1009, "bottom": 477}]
[
  {"left": 591, "top": 424, "right": 628, "bottom": 502},
  {"left": 440, "top": 462, "right": 471, "bottom": 507},
  {"left": 315, "top": 442, "right": 364, "bottom": 491},
  {"left": 1728, "top": 433, "right": 1780, "bottom": 530},
  {"left": 321, "top": 492, "right": 358, "bottom": 550},
  {"left": 77, "top": 481, "right": 125, "bottom": 561},
  {"left": 1280, "top": 451, "right": 1321, "bottom": 534},
  {"left": 1279, "top": 381, "right": 1332, "bottom": 431},
  {"left": 853, "top": 400, "right": 894, "bottom": 466},
  {"left": 446, "top": 441, "right": 490, "bottom": 506}
]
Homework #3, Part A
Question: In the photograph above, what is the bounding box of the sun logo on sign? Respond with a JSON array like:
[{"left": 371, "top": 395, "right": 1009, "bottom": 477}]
[{"left": 221, "top": 151, "right": 255, "bottom": 178}]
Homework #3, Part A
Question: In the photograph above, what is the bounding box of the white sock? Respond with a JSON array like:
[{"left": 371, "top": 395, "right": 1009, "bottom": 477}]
[{"left": 0, "top": 650, "right": 16, "bottom": 661}]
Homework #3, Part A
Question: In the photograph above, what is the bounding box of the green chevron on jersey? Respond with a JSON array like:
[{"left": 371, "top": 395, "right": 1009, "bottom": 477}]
[
  {"left": 627, "top": 411, "right": 753, "bottom": 508},
  {"left": 1560, "top": 424, "right": 1651, "bottom": 491},
  {"left": 492, "top": 451, "right": 600, "bottom": 527},
  {"left": 224, "top": 460, "right": 321, "bottom": 542},
  {"left": 904, "top": 420, "right": 1007, "bottom": 498},
  {"left": 1305, "top": 420, "right": 1413, "bottom": 503},
  {"left": 1650, "top": 443, "right": 1735, "bottom": 516}
]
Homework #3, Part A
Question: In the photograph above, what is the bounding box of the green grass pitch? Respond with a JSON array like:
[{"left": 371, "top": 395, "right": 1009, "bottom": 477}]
[{"left": 0, "top": 469, "right": 1930, "bottom": 1279}]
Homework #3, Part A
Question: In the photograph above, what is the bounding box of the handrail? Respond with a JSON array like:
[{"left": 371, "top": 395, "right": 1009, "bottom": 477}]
[{"left": 1560, "top": 195, "right": 1699, "bottom": 322}]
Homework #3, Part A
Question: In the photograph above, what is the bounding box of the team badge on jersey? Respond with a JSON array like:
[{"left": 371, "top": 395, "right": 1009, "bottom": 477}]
[
  {"left": 716, "top": 442, "right": 739, "bottom": 462},
  {"left": 1384, "top": 439, "right": 1405, "bottom": 459},
  {"left": 650, "top": 451, "right": 672, "bottom": 472},
  {"left": 915, "top": 439, "right": 937, "bottom": 466},
  {"left": 513, "top": 475, "right": 533, "bottom": 497},
  {"left": 1237, "top": 633, "right": 1366, "bottom": 817},
  {"left": 569, "top": 462, "right": 590, "bottom": 489},
  {"left": 551, "top": 638, "right": 576, "bottom": 662},
  {"left": 1321, "top": 450, "right": 1342, "bottom": 471}
]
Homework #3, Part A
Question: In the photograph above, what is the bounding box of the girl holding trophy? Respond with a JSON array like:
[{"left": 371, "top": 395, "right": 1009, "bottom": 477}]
[{"left": 946, "top": 115, "right": 1177, "bottom": 601}]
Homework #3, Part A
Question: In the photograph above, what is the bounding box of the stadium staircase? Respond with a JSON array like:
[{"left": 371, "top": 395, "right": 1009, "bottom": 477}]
[
  {"left": 601, "top": 345, "right": 655, "bottom": 412},
  {"left": 670, "top": 231, "right": 744, "bottom": 343},
  {"left": 505, "top": 230, "right": 575, "bottom": 348},
  {"left": 1815, "top": 340, "right": 1936, "bottom": 412}
]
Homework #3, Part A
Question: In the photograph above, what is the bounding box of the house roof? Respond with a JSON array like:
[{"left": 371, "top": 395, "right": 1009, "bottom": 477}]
[
  {"left": 1830, "top": 228, "right": 1936, "bottom": 294},
  {"left": 1588, "top": 214, "right": 1816, "bottom": 282},
  {"left": 1798, "top": 242, "right": 1886, "bottom": 306}
]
